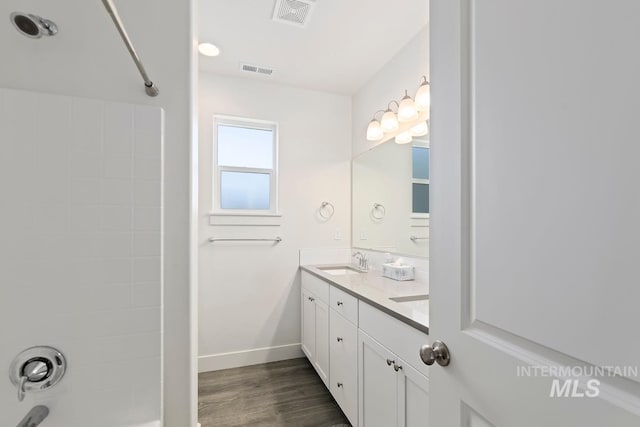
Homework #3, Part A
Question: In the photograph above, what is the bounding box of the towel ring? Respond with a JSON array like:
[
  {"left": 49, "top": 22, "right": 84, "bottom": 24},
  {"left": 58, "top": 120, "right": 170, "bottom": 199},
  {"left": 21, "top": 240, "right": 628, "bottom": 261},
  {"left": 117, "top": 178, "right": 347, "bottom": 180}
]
[
  {"left": 319, "top": 201, "right": 335, "bottom": 219},
  {"left": 372, "top": 203, "right": 386, "bottom": 220}
]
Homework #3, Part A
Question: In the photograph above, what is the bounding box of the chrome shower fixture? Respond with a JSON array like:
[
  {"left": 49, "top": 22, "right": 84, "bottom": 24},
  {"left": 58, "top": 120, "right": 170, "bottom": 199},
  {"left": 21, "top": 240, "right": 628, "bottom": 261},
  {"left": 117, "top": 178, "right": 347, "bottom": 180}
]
[{"left": 10, "top": 12, "right": 58, "bottom": 39}]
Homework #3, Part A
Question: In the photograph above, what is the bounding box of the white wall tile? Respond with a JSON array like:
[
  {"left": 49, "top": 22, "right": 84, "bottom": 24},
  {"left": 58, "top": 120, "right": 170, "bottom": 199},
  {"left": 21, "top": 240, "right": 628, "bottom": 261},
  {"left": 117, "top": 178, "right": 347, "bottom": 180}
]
[
  {"left": 69, "top": 151, "right": 102, "bottom": 179},
  {"left": 69, "top": 179, "right": 101, "bottom": 205},
  {"left": 134, "top": 206, "right": 161, "bottom": 231},
  {"left": 135, "top": 156, "right": 161, "bottom": 181},
  {"left": 0, "top": 90, "right": 162, "bottom": 426},
  {"left": 104, "top": 102, "right": 134, "bottom": 157},
  {"left": 134, "top": 180, "right": 161, "bottom": 207},
  {"left": 134, "top": 232, "right": 161, "bottom": 257},
  {"left": 103, "top": 156, "right": 133, "bottom": 179},
  {"left": 101, "top": 179, "right": 133, "bottom": 206},
  {"left": 133, "top": 283, "right": 162, "bottom": 307},
  {"left": 134, "top": 106, "right": 163, "bottom": 159},
  {"left": 101, "top": 205, "right": 133, "bottom": 231},
  {"left": 134, "top": 257, "right": 161, "bottom": 283},
  {"left": 70, "top": 206, "right": 101, "bottom": 231},
  {"left": 71, "top": 98, "right": 103, "bottom": 154}
]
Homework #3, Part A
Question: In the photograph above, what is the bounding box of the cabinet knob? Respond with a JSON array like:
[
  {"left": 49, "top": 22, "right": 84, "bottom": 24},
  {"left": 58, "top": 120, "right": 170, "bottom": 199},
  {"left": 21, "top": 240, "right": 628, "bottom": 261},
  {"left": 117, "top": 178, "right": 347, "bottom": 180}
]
[
  {"left": 393, "top": 362, "right": 403, "bottom": 372},
  {"left": 386, "top": 359, "right": 394, "bottom": 366},
  {"left": 308, "top": 296, "right": 315, "bottom": 302},
  {"left": 337, "top": 382, "right": 343, "bottom": 388},
  {"left": 337, "top": 301, "right": 344, "bottom": 306},
  {"left": 336, "top": 337, "right": 343, "bottom": 342}
]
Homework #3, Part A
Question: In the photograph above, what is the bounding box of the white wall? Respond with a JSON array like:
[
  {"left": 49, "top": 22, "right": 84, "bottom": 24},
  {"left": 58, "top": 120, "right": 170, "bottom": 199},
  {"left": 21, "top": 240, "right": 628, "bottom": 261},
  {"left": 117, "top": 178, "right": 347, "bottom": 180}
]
[
  {"left": 0, "top": 0, "right": 196, "bottom": 425},
  {"left": 198, "top": 73, "right": 352, "bottom": 371},
  {"left": 352, "top": 27, "right": 429, "bottom": 158},
  {"left": 0, "top": 89, "right": 162, "bottom": 426}
]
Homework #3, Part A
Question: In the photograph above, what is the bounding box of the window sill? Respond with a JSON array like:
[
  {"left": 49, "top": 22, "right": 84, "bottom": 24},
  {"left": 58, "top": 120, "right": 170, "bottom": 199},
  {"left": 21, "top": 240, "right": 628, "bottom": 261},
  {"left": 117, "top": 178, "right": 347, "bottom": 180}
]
[
  {"left": 209, "top": 211, "right": 283, "bottom": 217},
  {"left": 208, "top": 211, "right": 283, "bottom": 227},
  {"left": 410, "top": 213, "right": 430, "bottom": 219}
]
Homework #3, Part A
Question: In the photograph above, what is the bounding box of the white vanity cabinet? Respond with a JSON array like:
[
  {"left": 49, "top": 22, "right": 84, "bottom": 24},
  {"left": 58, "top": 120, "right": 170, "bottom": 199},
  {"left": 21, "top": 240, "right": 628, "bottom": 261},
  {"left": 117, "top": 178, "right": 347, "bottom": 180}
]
[
  {"left": 301, "top": 269, "right": 429, "bottom": 427},
  {"left": 358, "top": 331, "right": 429, "bottom": 427},
  {"left": 301, "top": 274, "right": 330, "bottom": 386},
  {"left": 358, "top": 302, "right": 430, "bottom": 427}
]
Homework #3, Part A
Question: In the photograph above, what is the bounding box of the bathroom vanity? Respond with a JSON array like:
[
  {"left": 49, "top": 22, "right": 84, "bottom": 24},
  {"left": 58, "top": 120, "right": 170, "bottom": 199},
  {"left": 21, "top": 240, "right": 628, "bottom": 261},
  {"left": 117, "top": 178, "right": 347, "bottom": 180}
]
[{"left": 300, "top": 265, "right": 430, "bottom": 427}]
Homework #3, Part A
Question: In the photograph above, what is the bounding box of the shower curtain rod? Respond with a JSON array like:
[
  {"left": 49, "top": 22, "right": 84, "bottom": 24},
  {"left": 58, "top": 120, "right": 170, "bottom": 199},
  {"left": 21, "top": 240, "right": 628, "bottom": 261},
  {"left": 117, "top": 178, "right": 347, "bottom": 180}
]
[{"left": 101, "top": 0, "right": 159, "bottom": 97}]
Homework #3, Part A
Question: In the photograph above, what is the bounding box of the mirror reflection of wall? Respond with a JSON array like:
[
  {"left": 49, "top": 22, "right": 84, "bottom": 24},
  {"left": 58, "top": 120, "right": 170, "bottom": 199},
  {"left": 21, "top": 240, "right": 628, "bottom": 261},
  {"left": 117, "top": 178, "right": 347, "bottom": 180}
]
[{"left": 352, "top": 136, "right": 429, "bottom": 258}]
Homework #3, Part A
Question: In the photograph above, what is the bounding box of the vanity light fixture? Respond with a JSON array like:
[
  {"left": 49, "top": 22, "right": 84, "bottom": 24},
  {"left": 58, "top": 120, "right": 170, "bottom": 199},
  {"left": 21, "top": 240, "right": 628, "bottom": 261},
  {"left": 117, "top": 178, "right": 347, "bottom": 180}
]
[
  {"left": 380, "top": 101, "right": 400, "bottom": 132},
  {"left": 366, "top": 76, "right": 430, "bottom": 144},
  {"left": 415, "top": 76, "right": 431, "bottom": 112},
  {"left": 398, "top": 90, "right": 419, "bottom": 122},
  {"left": 395, "top": 131, "right": 412, "bottom": 144},
  {"left": 410, "top": 120, "right": 429, "bottom": 137},
  {"left": 366, "top": 110, "right": 386, "bottom": 141}
]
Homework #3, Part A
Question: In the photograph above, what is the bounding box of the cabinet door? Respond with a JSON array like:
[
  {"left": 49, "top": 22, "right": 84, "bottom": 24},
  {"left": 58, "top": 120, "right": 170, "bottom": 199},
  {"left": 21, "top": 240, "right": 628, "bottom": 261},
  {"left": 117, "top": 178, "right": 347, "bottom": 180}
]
[
  {"left": 314, "top": 299, "right": 330, "bottom": 386},
  {"left": 301, "top": 289, "right": 316, "bottom": 361},
  {"left": 330, "top": 309, "right": 358, "bottom": 426},
  {"left": 397, "top": 358, "right": 429, "bottom": 427},
  {"left": 358, "top": 330, "right": 398, "bottom": 427}
]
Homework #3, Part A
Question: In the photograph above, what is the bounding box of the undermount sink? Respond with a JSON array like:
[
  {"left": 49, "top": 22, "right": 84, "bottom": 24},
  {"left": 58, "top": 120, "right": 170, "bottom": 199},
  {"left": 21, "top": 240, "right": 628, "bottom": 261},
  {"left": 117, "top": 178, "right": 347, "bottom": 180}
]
[
  {"left": 389, "top": 294, "right": 429, "bottom": 303},
  {"left": 318, "top": 266, "right": 363, "bottom": 276}
]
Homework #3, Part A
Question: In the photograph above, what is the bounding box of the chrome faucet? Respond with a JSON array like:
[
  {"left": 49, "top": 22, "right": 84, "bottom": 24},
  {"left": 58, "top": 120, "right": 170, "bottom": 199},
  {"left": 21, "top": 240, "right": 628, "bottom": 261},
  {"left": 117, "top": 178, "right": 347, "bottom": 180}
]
[
  {"left": 16, "top": 406, "right": 49, "bottom": 427},
  {"left": 353, "top": 251, "right": 369, "bottom": 272}
]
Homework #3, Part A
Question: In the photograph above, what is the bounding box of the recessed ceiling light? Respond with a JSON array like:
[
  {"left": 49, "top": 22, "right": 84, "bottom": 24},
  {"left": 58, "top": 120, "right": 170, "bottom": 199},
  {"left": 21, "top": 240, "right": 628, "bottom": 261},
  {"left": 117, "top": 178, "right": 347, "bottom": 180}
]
[{"left": 198, "top": 43, "right": 220, "bottom": 57}]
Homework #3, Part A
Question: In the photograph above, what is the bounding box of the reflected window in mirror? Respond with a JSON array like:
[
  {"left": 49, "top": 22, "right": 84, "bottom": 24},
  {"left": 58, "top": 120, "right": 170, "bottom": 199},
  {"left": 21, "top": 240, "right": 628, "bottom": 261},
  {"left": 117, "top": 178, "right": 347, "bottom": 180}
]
[{"left": 412, "top": 140, "right": 430, "bottom": 215}]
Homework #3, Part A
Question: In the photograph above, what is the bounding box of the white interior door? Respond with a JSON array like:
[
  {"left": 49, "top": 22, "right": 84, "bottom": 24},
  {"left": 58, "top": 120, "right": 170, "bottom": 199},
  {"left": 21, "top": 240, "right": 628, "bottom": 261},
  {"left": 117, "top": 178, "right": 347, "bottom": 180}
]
[{"left": 429, "top": 0, "right": 640, "bottom": 425}]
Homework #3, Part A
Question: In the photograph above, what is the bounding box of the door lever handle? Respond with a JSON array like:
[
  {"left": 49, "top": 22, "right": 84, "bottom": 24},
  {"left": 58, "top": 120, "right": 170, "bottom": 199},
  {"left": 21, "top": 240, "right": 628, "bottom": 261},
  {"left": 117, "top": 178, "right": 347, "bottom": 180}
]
[{"left": 420, "top": 340, "right": 451, "bottom": 367}]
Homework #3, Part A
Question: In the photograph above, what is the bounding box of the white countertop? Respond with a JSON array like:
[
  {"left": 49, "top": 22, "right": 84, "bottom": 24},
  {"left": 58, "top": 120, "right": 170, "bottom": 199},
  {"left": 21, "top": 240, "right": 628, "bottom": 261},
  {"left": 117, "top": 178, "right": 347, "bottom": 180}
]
[{"left": 301, "top": 264, "right": 429, "bottom": 334}]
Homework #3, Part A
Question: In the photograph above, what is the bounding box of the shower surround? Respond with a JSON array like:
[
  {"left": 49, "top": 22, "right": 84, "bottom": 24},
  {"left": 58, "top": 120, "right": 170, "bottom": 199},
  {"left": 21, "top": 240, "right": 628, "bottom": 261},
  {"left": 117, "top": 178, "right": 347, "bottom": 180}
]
[{"left": 0, "top": 88, "right": 163, "bottom": 427}]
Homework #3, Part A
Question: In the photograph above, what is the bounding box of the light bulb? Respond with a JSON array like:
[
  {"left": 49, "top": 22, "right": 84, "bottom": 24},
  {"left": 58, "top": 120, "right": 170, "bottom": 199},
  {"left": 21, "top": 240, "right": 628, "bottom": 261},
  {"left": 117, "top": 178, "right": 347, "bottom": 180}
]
[
  {"left": 410, "top": 121, "right": 429, "bottom": 137},
  {"left": 381, "top": 110, "right": 399, "bottom": 132},
  {"left": 198, "top": 43, "right": 221, "bottom": 57},
  {"left": 366, "top": 119, "right": 384, "bottom": 141},
  {"left": 415, "top": 79, "right": 430, "bottom": 112},
  {"left": 398, "top": 91, "right": 418, "bottom": 122},
  {"left": 395, "top": 131, "right": 412, "bottom": 144}
]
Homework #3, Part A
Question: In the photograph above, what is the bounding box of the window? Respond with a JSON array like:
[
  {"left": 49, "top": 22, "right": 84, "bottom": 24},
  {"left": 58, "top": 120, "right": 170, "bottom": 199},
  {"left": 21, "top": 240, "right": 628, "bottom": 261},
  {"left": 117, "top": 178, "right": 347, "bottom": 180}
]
[
  {"left": 213, "top": 116, "right": 278, "bottom": 213},
  {"left": 412, "top": 140, "right": 430, "bottom": 215}
]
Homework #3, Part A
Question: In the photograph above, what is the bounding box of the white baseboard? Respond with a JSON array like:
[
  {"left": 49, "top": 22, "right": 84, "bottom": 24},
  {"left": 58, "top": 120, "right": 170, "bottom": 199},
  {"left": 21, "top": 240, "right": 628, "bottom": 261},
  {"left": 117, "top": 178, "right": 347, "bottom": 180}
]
[{"left": 198, "top": 343, "right": 304, "bottom": 373}]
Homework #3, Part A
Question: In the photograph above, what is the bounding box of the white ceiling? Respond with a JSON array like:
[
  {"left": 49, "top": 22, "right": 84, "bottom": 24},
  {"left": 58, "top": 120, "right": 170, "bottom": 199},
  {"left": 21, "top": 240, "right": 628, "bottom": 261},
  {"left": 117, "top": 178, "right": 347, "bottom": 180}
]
[{"left": 198, "top": 0, "right": 428, "bottom": 95}]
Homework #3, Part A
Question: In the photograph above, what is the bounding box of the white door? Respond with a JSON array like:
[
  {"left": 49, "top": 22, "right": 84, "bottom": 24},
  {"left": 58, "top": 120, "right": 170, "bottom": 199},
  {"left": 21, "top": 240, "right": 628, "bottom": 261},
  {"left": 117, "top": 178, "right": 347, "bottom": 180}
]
[
  {"left": 430, "top": 0, "right": 640, "bottom": 426},
  {"left": 359, "top": 331, "right": 399, "bottom": 427}
]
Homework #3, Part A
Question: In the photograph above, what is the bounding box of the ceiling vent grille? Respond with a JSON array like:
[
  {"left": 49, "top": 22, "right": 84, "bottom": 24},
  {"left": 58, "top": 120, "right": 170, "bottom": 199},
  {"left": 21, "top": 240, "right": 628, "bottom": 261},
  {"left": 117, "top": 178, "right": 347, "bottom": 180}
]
[
  {"left": 240, "top": 63, "right": 274, "bottom": 77},
  {"left": 272, "top": 0, "right": 316, "bottom": 28}
]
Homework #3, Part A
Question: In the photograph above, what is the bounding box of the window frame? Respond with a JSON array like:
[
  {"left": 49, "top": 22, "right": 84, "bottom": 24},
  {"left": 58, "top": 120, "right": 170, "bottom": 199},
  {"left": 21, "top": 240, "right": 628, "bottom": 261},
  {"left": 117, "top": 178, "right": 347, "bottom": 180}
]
[
  {"left": 411, "top": 139, "right": 430, "bottom": 218},
  {"left": 212, "top": 115, "right": 279, "bottom": 215}
]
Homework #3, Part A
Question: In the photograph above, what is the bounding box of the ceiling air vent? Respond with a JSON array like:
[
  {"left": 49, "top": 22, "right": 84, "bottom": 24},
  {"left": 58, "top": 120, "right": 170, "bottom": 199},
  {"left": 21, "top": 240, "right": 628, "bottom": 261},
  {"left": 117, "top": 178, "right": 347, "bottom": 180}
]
[
  {"left": 272, "top": 0, "right": 316, "bottom": 28},
  {"left": 240, "top": 63, "right": 274, "bottom": 77}
]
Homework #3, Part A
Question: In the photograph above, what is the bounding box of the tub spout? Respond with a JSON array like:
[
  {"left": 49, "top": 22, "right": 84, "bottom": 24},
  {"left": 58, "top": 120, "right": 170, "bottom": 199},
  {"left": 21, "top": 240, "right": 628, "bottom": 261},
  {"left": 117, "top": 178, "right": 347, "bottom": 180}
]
[{"left": 17, "top": 405, "right": 49, "bottom": 427}]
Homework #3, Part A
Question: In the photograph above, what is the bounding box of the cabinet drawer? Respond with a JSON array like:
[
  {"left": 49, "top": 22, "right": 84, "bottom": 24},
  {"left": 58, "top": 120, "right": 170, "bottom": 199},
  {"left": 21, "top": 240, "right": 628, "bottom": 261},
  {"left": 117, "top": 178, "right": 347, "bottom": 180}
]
[
  {"left": 330, "top": 309, "right": 358, "bottom": 425},
  {"left": 301, "top": 271, "right": 329, "bottom": 304},
  {"left": 330, "top": 285, "right": 358, "bottom": 325},
  {"left": 359, "top": 301, "right": 430, "bottom": 377}
]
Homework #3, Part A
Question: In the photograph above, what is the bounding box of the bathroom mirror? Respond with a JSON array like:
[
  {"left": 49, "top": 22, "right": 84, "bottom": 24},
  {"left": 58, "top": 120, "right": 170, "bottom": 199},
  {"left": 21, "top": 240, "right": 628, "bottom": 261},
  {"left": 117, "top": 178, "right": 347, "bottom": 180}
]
[{"left": 352, "top": 137, "right": 429, "bottom": 258}]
